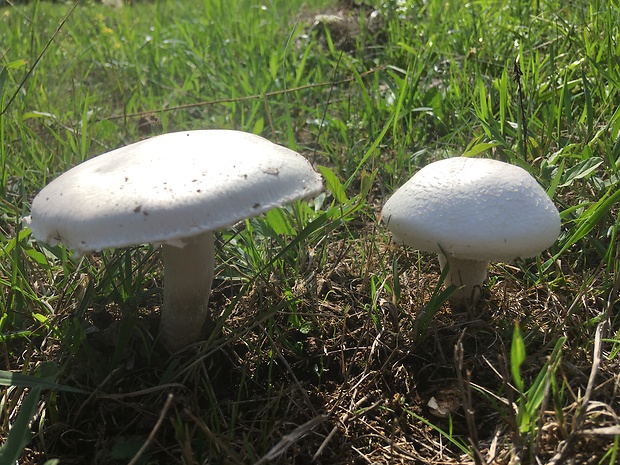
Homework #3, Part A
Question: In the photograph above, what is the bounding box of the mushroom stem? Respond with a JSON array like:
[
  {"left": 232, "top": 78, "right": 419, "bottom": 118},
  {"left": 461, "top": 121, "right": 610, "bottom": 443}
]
[
  {"left": 438, "top": 254, "right": 489, "bottom": 307},
  {"left": 160, "top": 231, "right": 215, "bottom": 350}
]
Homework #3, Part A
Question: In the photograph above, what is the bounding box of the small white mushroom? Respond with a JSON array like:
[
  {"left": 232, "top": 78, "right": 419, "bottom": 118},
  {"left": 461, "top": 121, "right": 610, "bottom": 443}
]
[
  {"left": 381, "top": 157, "right": 561, "bottom": 307},
  {"left": 26, "top": 130, "right": 323, "bottom": 350}
]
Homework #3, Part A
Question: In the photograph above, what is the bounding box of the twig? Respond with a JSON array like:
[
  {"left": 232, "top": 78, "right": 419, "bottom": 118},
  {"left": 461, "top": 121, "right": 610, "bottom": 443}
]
[
  {"left": 74, "top": 364, "right": 122, "bottom": 421},
  {"left": 314, "top": 325, "right": 387, "bottom": 457},
  {"left": 313, "top": 394, "right": 371, "bottom": 461},
  {"left": 351, "top": 445, "right": 374, "bottom": 464},
  {"left": 128, "top": 393, "right": 174, "bottom": 465},
  {"left": 254, "top": 415, "right": 327, "bottom": 465},
  {"left": 99, "top": 383, "right": 186, "bottom": 400},
  {"left": 604, "top": 250, "right": 620, "bottom": 334},
  {"left": 185, "top": 408, "right": 244, "bottom": 465},
  {"left": 261, "top": 327, "right": 319, "bottom": 417},
  {"left": 573, "top": 322, "right": 605, "bottom": 430},
  {"left": 1, "top": 1, "right": 82, "bottom": 116},
  {"left": 455, "top": 330, "right": 485, "bottom": 465},
  {"left": 579, "top": 426, "right": 620, "bottom": 436},
  {"left": 311, "top": 48, "right": 345, "bottom": 163},
  {"left": 262, "top": 93, "right": 277, "bottom": 143},
  {"left": 102, "top": 66, "right": 385, "bottom": 121},
  {"left": 547, "top": 322, "right": 606, "bottom": 464}
]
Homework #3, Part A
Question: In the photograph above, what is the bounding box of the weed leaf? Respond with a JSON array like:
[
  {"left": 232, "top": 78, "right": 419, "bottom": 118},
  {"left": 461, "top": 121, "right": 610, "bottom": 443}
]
[
  {"left": 559, "top": 157, "right": 603, "bottom": 187},
  {"left": 317, "top": 165, "right": 349, "bottom": 203}
]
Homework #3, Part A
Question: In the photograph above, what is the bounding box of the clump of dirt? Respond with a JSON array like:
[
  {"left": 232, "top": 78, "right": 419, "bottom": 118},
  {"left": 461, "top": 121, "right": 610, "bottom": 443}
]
[{"left": 302, "top": 0, "right": 387, "bottom": 52}]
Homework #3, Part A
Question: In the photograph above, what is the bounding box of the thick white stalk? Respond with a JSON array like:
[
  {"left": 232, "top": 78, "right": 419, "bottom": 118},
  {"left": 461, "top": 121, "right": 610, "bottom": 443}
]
[
  {"left": 438, "top": 254, "right": 489, "bottom": 307},
  {"left": 160, "top": 231, "right": 215, "bottom": 351}
]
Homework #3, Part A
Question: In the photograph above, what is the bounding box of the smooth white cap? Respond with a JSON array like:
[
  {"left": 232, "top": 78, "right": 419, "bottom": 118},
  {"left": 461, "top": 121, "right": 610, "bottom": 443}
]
[
  {"left": 381, "top": 157, "right": 561, "bottom": 261},
  {"left": 27, "top": 130, "right": 323, "bottom": 254}
]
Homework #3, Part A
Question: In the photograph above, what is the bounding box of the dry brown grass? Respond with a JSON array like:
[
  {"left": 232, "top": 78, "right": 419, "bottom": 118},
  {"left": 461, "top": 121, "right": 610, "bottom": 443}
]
[{"left": 8, "top": 208, "right": 617, "bottom": 464}]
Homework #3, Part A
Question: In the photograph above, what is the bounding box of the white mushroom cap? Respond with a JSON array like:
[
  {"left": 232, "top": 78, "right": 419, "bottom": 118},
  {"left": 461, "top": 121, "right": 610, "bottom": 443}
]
[
  {"left": 381, "top": 157, "right": 561, "bottom": 262},
  {"left": 27, "top": 130, "right": 322, "bottom": 254}
]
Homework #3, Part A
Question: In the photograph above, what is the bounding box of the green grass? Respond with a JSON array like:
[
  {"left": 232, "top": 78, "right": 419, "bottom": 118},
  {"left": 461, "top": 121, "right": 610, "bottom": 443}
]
[{"left": 1, "top": 0, "right": 619, "bottom": 463}]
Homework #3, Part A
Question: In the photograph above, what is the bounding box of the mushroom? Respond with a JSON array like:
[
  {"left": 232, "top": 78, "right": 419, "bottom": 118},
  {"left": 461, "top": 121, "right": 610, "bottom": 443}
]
[
  {"left": 26, "top": 130, "right": 323, "bottom": 350},
  {"left": 381, "top": 157, "right": 561, "bottom": 307}
]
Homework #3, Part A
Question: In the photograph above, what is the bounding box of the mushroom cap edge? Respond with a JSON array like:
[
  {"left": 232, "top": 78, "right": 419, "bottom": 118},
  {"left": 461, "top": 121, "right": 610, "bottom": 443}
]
[
  {"left": 26, "top": 130, "right": 323, "bottom": 254},
  {"left": 381, "top": 157, "right": 561, "bottom": 261}
]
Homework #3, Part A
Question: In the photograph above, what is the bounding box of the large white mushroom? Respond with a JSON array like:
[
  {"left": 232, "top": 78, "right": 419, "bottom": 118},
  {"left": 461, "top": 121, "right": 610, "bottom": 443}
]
[
  {"left": 381, "top": 157, "right": 561, "bottom": 307},
  {"left": 26, "top": 130, "right": 323, "bottom": 350}
]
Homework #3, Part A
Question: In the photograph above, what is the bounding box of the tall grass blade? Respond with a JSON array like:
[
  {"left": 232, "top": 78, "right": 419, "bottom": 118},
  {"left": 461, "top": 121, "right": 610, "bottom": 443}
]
[
  {"left": 0, "top": 370, "right": 89, "bottom": 394},
  {"left": 0, "top": 387, "right": 42, "bottom": 464}
]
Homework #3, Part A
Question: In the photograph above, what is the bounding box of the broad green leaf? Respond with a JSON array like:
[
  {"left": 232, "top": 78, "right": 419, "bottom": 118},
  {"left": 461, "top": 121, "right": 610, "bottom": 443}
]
[
  {"left": 0, "top": 59, "right": 27, "bottom": 98},
  {"left": 32, "top": 313, "right": 49, "bottom": 324},
  {"left": 462, "top": 141, "right": 502, "bottom": 158},
  {"left": 6, "top": 59, "right": 28, "bottom": 70},
  {"left": 265, "top": 208, "right": 295, "bottom": 236},
  {"left": 21, "top": 111, "right": 58, "bottom": 121},
  {"left": 317, "top": 165, "right": 349, "bottom": 203},
  {"left": 559, "top": 157, "right": 603, "bottom": 187},
  {"left": 24, "top": 247, "right": 49, "bottom": 267},
  {"left": 252, "top": 117, "right": 264, "bottom": 135}
]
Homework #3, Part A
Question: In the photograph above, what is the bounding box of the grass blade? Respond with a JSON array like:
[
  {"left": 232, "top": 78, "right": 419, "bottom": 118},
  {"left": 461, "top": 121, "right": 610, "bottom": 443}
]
[
  {"left": 0, "top": 387, "right": 42, "bottom": 464},
  {"left": 0, "top": 370, "right": 90, "bottom": 394}
]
